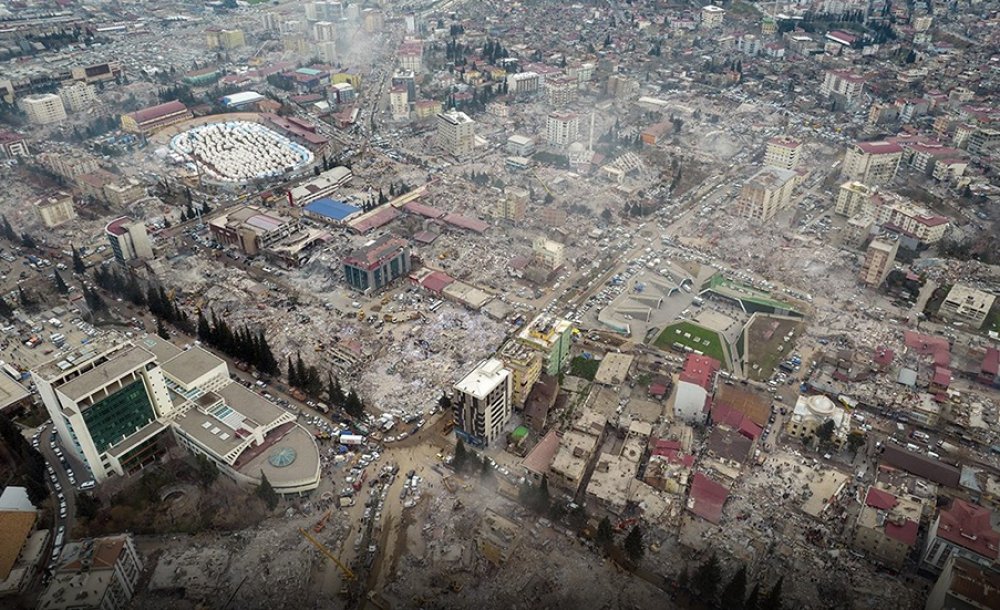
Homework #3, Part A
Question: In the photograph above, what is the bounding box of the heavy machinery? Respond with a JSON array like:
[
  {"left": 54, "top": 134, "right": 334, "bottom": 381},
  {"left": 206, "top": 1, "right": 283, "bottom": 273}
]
[
  {"left": 313, "top": 509, "right": 332, "bottom": 533},
  {"left": 357, "top": 309, "right": 365, "bottom": 321},
  {"left": 297, "top": 528, "right": 355, "bottom": 582}
]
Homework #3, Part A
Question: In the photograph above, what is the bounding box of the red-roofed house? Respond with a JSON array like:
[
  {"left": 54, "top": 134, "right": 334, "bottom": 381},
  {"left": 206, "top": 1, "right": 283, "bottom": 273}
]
[
  {"left": 904, "top": 331, "right": 951, "bottom": 367},
  {"left": 687, "top": 472, "right": 729, "bottom": 524},
  {"left": 673, "top": 354, "right": 720, "bottom": 424},
  {"left": 709, "top": 401, "right": 763, "bottom": 443},
  {"left": 873, "top": 346, "right": 895, "bottom": 370},
  {"left": 923, "top": 500, "right": 1000, "bottom": 573},
  {"left": 853, "top": 486, "right": 922, "bottom": 569},
  {"left": 931, "top": 366, "right": 952, "bottom": 392}
]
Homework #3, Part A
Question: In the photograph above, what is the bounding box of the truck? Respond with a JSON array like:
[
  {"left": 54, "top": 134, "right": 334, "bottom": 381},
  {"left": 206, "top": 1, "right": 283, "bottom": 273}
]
[
  {"left": 315, "top": 402, "right": 330, "bottom": 414},
  {"left": 340, "top": 434, "right": 364, "bottom": 446}
]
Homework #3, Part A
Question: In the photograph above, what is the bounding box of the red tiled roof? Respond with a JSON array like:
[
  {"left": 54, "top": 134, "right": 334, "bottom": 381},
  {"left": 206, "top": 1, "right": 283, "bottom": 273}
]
[
  {"left": 983, "top": 348, "right": 999, "bottom": 376},
  {"left": 865, "top": 487, "right": 898, "bottom": 511},
  {"left": 679, "top": 354, "right": 720, "bottom": 391},
  {"left": 873, "top": 346, "right": 894, "bottom": 366},
  {"left": 347, "top": 206, "right": 401, "bottom": 234},
  {"left": 403, "top": 201, "right": 445, "bottom": 219},
  {"left": 903, "top": 331, "right": 951, "bottom": 366},
  {"left": 937, "top": 500, "right": 1000, "bottom": 560},
  {"left": 710, "top": 401, "right": 762, "bottom": 441},
  {"left": 128, "top": 100, "right": 189, "bottom": 125},
  {"left": 443, "top": 213, "right": 488, "bottom": 233},
  {"left": 885, "top": 519, "right": 919, "bottom": 546},
  {"left": 855, "top": 141, "right": 903, "bottom": 155},
  {"left": 688, "top": 472, "right": 728, "bottom": 524},
  {"left": 419, "top": 270, "right": 454, "bottom": 293},
  {"left": 933, "top": 366, "right": 951, "bottom": 387}
]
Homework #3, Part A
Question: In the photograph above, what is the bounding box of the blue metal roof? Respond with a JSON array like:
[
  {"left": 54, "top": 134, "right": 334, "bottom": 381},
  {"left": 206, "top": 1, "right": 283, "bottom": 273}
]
[{"left": 304, "top": 197, "right": 361, "bottom": 221}]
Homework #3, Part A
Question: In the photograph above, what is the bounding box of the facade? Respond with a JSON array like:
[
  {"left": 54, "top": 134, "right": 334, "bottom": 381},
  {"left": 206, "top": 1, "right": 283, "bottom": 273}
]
[
  {"left": 764, "top": 136, "right": 802, "bottom": 170},
  {"left": 498, "top": 340, "right": 542, "bottom": 408},
  {"left": 20, "top": 94, "right": 67, "bottom": 124},
  {"left": 342, "top": 236, "right": 411, "bottom": 293},
  {"left": 859, "top": 237, "right": 898, "bottom": 287},
  {"left": 967, "top": 128, "right": 1000, "bottom": 155},
  {"left": 120, "top": 101, "right": 192, "bottom": 135},
  {"left": 853, "top": 486, "right": 921, "bottom": 570},
  {"left": 435, "top": 110, "right": 475, "bottom": 158},
  {"left": 842, "top": 141, "right": 903, "bottom": 185},
  {"left": 516, "top": 315, "right": 573, "bottom": 376},
  {"left": 736, "top": 167, "right": 797, "bottom": 221},
  {"left": 34, "top": 193, "right": 76, "bottom": 228},
  {"left": 922, "top": 500, "right": 1000, "bottom": 574},
  {"left": 32, "top": 338, "right": 320, "bottom": 494},
  {"left": 532, "top": 237, "right": 564, "bottom": 272},
  {"left": 389, "top": 86, "right": 409, "bottom": 121},
  {"left": 545, "top": 111, "right": 580, "bottom": 149},
  {"left": 784, "top": 394, "right": 849, "bottom": 446},
  {"left": 821, "top": 70, "right": 866, "bottom": 105},
  {"left": 939, "top": 284, "right": 996, "bottom": 329},
  {"left": 506, "top": 135, "right": 535, "bottom": 157},
  {"left": 506, "top": 71, "right": 540, "bottom": 96},
  {"left": 673, "top": 354, "right": 720, "bottom": 424},
  {"left": 38, "top": 152, "right": 99, "bottom": 182},
  {"left": 0, "top": 486, "right": 37, "bottom": 594},
  {"left": 58, "top": 83, "right": 98, "bottom": 113},
  {"left": 926, "top": 556, "right": 1000, "bottom": 610},
  {"left": 105, "top": 217, "right": 153, "bottom": 265},
  {"left": 38, "top": 535, "right": 142, "bottom": 610},
  {"left": 701, "top": 5, "right": 726, "bottom": 27},
  {"left": 452, "top": 358, "right": 513, "bottom": 446},
  {"left": 874, "top": 198, "right": 950, "bottom": 244},
  {"left": 0, "top": 131, "right": 30, "bottom": 158},
  {"left": 544, "top": 76, "right": 577, "bottom": 106},
  {"left": 209, "top": 205, "right": 301, "bottom": 256},
  {"left": 835, "top": 180, "right": 874, "bottom": 217}
]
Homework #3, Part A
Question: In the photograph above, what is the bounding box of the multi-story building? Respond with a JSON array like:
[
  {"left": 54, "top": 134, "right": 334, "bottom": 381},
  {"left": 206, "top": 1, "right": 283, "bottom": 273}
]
[
  {"left": 842, "top": 141, "right": 903, "bottom": 185},
  {"left": 32, "top": 337, "right": 321, "bottom": 493},
  {"left": 261, "top": 12, "right": 284, "bottom": 31},
  {"left": 38, "top": 152, "right": 99, "bottom": 182},
  {"left": 391, "top": 70, "right": 417, "bottom": 103},
  {"left": 736, "top": 167, "right": 797, "bottom": 221},
  {"left": 922, "top": 499, "right": 1000, "bottom": 574},
  {"left": 939, "top": 284, "right": 996, "bottom": 329},
  {"left": 506, "top": 72, "right": 540, "bottom": 96},
  {"left": 545, "top": 111, "right": 579, "bottom": 149},
  {"left": 495, "top": 195, "right": 526, "bottom": 223},
  {"left": 20, "top": 94, "right": 66, "bottom": 124},
  {"left": 287, "top": 166, "right": 353, "bottom": 205},
  {"left": 764, "top": 136, "right": 802, "bottom": 170},
  {"left": 312, "top": 20, "right": 336, "bottom": 42},
  {"left": 835, "top": 181, "right": 874, "bottom": 217},
  {"left": 531, "top": 237, "right": 564, "bottom": 272},
  {"left": 209, "top": 205, "right": 303, "bottom": 256},
  {"left": 219, "top": 29, "right": 246, "bottom": 49},
  {"left": 853, "top": 486, "right": 921, "bottom": 570},
  {"left": 785, "top": 394, "right": 850, "bottom": 446},
  {"left": 361, "top": 9, "right": 384, "bottom": 32},
  {"left": 413, "top": 99, "right": 441, "bottom": 120},
  {"left": 103, "top": 178, "right": 146, "bottom": 207},
  {"left": 967, "top": 128, "right": 1000, "bottom": 155},
  {"left": 389, "top": 86, "right": 409, "bottom": 121},
  {"left": 58, "top": 82, "right": 98, "bottom": 113},
  {"left": 33, "top": 193, "right": 76, "bottom": 228},
  {"left": 498, "top": 341, "right": 542, "bottom": 408},
  {"left": 701, "top": 4, "right": 726, "bottom": 28},
  {"left": 38, "top": 535, "right": 142, "bottom": 610},
  {"left": 105, "top": 217, "right": 153, "bottom": 265},
  {"left": 342, "top": 235, "right": 411, "bottom": 293},
  {"left": 874, "top": 198, "right": 950, "bottom": 244},
  {"left": 926, "top": 555, "right": 1000, "bottom": 610},
  {"left": 506, "top": 135, "right": 535, "bottom": 157},
  {"left": 516, "top": 315, "right": 573, "bottom": 376},
  {"left": 452, "top": 358, "right": 512, "bottom": 447},
  {"left": 70, "top": 62, "right": 123, "bottom": 85},
  {"left": 673, "top": 354, "right": 720, "bottom": 424},
  {"left": 435, "top": 110, "right": 475, "bottom": 159},
  {"left": 544, "top": 76, "right": 577, "bottom": 106},
  {"left": 859, "top": 236, "right": 898, "bottom": 287},
  {"left": 820, "top": 70, "right": 866, "bottom": 106},
  {"left": 398, "top": 43, "right": 423, "bottom": 74},
  {"left": 606, "top": 74, "right": 639, "bottom": 99},
  {"left": 120, "top": 101, "right": 192, "bottom": 136}
]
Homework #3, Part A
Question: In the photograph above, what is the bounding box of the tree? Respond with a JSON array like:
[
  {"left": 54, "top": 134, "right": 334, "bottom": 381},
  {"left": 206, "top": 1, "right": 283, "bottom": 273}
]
[
  {"left": 815, "top": 419, "right": 836, "bottom": 446},
  {"left": 453, "top": 437, "right": 468, "bottom": 472},
  {"left": 21, "top": 233, "right": 37, "bottom": 249},
  {"left": 53, "top": 270, "right": 69, "bottom": 294},
  {"left": 76, "top": 492, "right": 102, "bottom": 520},
  {"left": 156, "top": 317, "right": 170, "bottom": 339},
  {"left": 600, "top": 208, "right": 613, "bottom": 224},
  {"left": 536, "top": 474, "right": 551, "bottom": 512},
  {"left": 596, "top": 516, "right": 614, "bottom": 551},
  {"left": 623, "top": 524, "right": 644, "bottom": 563},
  {"left": 847, "top": 430, "right": 866, "bottom": 455},
  {"left": 256, "top": 471, "right": 279, "bottom": 510},
  {"left": 287, "top": 355, "right": 298, "bottom": 387},
  {"left": 17, "top": 286, "right": 33, "bottom": 309},
  {"left": 692, "top": 553, "right": 722, "bottom": 602},
  {"left": 195, "top": 453, "right": 219, "bottom": 488},
  {"left": 438, "top": 392, "right": 452, "bottom": 411},
  {"left": 72, "top": 245, "right": 86, "bottom": 274},
  {"left": 0, "top": 215, "right": 16, "bottom": 240},
  {"left": 761, "top": 577, "right": 784, "bottom": 610},
  {"left": 746, "top": 583, "right": 761, "bottom": 610},
  {"left": 720, "top": 564, "right": 748, "bottom": 610},
  {"left": 0, "top": 296, "right": 13, "bottom": 320},
  {"left": 197, "top": 310, "right": 211, "bottom": 341}
]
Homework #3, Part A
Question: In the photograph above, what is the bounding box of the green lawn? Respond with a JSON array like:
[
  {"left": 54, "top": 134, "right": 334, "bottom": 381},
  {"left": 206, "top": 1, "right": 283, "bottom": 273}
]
[
  {"left": 654, "top": 321, "right": 729, "bottom": 366},
  {"left": 569, "top": 356, "right": 601, "bottom": 381}
]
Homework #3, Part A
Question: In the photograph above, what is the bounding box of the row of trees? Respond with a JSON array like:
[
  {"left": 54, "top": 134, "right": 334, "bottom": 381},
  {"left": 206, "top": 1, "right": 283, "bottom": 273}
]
[
  {"left": 0, "top": 413, "right": 49, "bottom": 505},
  {"left": 679, "top": 553, "right": 784, "bottom": 610},
  {"left": 594, "top": 517, "right": 646, "bottom": 564},
  {"left": 285, "top": 354, "right": 365, "bottom": 419},
  {"left": 196, "top": 310, "right": 280, "bottom": 377}
]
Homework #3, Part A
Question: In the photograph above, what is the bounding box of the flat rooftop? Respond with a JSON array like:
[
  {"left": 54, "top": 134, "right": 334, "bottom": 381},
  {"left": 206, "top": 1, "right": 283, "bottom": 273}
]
[
  {"left": 454, "top": 358, "right": 509, "bottom": 399},
  {"left": 161, "top": 347, "right": 225, "bottom": 386},
  {"left": 57, "top": 345, "right": 154, "bottom": 402}
]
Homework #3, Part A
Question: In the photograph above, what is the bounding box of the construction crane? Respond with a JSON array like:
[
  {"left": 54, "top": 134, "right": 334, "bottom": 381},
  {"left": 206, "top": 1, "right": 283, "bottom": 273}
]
[
  {"left": 532, "top": 168, "right": 555, "bottom": 199},
  {"left": 298, "top": 528, "right": 356, "bottom": 582}
]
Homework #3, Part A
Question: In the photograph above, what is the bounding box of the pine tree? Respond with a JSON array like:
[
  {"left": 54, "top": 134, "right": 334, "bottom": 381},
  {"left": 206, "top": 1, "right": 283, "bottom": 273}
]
[
  {"left": 761, "top": 577, "right": 783, "bottom": 610},
  {"left": 295, "top": 352, "right": 307, "bottom": 388},
  {"left": 0, "top": 296, "right": 13, "bottom": 319},
  {"left": 71, "top": 245, "right": 86, "bottom": 274},
  {"left": 596, "top": 516, "right": 614, "bottom": 551},
  {"left": 720, "top": 564, "right": 748, "bottom": 610},
  {"left": 287, "top": 355, "right": 298, "bottom": 387},
  {"left": 745, "top": 583, "right": 761, "bottom": 610},
  {"left": 156, "top": 318, "right": 170, "bottom": 339},
  {"left": 197, "top": 310, "right": 211, "bottom": 342},
  {"left": 256, "top": 471, "right": 279, "bottom": 510},
  {"left": 53, "top": 270, "right": 69, "bottom": 294},
  {"left": 453, "top": 437, "right": 468, "bottom": 471},
  {"left": 438, "top": 392, "right": 452, "bottom": 411},
  {"left": 17, "top": 286, "right": 33, "bottom": 308},
  {"left": 623, "top": 524, "right": 644, "bottom": 563},
  {"left": 692, "top": 553, "right": 722, "bottom": 602}
]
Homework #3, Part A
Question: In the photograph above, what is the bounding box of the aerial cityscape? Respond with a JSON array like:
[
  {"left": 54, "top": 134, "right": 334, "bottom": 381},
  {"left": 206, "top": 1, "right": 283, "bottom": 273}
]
[{"left": 0, "top": 0, "right": 999, "bottom": 609}]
